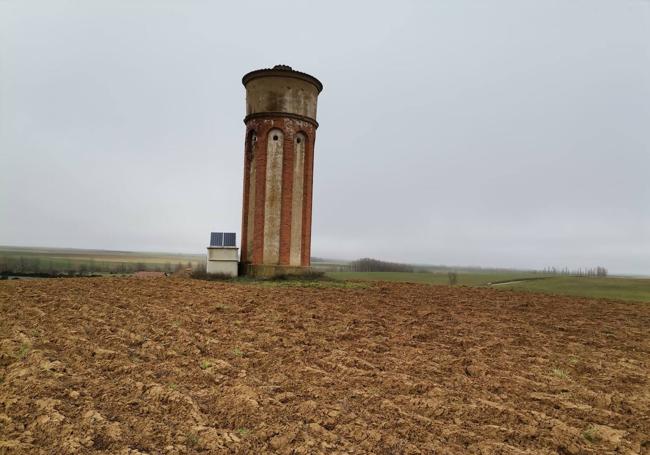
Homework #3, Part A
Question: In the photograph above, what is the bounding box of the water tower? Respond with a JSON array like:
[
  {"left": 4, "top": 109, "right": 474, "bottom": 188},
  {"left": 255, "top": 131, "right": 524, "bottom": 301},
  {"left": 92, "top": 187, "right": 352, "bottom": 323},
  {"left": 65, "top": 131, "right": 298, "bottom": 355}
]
[{"left": 239, "top": 65, "right": 323, "bottom": 276}]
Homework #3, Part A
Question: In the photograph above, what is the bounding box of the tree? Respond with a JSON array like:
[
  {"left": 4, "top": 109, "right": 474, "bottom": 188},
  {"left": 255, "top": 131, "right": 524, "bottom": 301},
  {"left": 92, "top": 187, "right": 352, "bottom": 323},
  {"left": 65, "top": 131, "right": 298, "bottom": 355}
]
[{"left": 349, "top": 258, "right": 414, "bottom": 273}]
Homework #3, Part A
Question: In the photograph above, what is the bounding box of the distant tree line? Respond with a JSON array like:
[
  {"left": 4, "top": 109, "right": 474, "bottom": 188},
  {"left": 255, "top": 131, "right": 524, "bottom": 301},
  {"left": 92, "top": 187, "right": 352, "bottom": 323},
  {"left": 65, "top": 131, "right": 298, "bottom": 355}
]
[
  {"left": 314, "top": 257, "right": 610, "bottom": 278},
  {"left": 348, "top": 258, "right": 415, "bottom": 273},
  {"left": 541, "top": 266, "right": 608, "bottom": 277},
  {"left": 4, "top": 253, "right": 606, "bottom": 278}
]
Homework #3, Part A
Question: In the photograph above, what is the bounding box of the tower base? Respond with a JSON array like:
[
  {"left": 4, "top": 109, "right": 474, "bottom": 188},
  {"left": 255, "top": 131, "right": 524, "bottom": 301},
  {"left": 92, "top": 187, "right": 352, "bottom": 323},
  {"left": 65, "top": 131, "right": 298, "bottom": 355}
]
[{"left": 240, "top": 263, "right": 313, "bottom": 278}]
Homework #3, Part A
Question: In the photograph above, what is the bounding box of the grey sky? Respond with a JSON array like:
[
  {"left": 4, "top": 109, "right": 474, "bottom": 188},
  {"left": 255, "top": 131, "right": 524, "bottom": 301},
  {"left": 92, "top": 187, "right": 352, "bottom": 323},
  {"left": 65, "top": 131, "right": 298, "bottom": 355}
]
[{"left": 1, "top": 1, "right": 649, "bottom": 274}]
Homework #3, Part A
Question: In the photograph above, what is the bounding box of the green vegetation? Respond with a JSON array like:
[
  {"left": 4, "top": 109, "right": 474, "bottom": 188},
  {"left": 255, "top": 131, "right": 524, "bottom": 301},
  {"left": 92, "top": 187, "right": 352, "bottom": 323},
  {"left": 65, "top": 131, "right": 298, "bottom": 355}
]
[
  {"left": 496, "top": 276, "right": 650, "bottom": 303},
  {"left": 326, "top": 272, "right": 650, "bottom": 303},
  {"left": 185, "top": 432, "right": 200, "bottom": 448},
  {"left": 251, "top": 278, "right": 369, "bottom": 289},
  {"left": 199, "top": 359, "right": 213, "bottom": 370},
  {"left": 5, "top": 246, "right": 647, "bottom": 302},
  {"left": 326, "top": 271, "right": 548, "bottom": 286},
  {"left": 582, "top": 425, "right": 599, "bottom": 443},
  {"left": 551, "top": 368, "right": 570, "bottom": 380},
  {"left": 348, "top": 257, "right": 414, "bottom": 273},
  {"left": 191, "top": 268, "right": 368, "bottom": 289},
  {"left": 236, "top": 428, "right": 250, "bottom": 437},
  {"left": 16, "top": 343, "right": 30, "bottom": 360}
]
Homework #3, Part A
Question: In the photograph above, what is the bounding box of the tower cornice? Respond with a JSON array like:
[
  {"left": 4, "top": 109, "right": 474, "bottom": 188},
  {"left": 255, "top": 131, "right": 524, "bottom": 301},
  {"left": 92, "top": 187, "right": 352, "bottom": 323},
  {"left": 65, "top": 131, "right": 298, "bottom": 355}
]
[
  {"left": 243, "top": 112, "right": 319, "bottom": 129},
  {"left": 242, "top": 65, "right": 323, "bottom": 93}
]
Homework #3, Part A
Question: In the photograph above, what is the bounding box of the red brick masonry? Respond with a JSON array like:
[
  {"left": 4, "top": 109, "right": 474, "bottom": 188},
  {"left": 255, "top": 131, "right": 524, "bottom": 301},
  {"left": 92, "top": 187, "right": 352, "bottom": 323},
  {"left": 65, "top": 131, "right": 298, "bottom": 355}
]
[{"left": 240, "top": 115, "right": 317, "bottom": 268}]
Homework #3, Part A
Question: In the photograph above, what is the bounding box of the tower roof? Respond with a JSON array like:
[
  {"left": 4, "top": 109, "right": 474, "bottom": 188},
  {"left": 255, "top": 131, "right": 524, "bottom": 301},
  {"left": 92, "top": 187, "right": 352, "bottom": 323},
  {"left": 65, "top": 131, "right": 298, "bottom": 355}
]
[{"left": 242, "top": 65, "right": 323, "bottom": 93}]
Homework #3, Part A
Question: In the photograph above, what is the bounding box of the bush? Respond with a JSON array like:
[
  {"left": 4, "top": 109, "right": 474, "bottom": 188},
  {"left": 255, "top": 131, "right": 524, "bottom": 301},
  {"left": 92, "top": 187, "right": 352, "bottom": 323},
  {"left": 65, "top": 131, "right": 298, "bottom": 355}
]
[
  {"left": 349, "top": 258, "right": 414, "bottom": 273},
  {"left": 267, "top": 270, "right": 326, "bottom": 281},
  {"left": 190, "top": 270, "right": 233, "bottom": 281}
]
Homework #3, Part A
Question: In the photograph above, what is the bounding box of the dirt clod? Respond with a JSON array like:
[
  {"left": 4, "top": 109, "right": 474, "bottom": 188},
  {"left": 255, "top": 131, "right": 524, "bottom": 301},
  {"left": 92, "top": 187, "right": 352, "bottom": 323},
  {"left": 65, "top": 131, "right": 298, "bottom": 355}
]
[{"left": 0, "top": 277, "right": 648, "bottom": 453}]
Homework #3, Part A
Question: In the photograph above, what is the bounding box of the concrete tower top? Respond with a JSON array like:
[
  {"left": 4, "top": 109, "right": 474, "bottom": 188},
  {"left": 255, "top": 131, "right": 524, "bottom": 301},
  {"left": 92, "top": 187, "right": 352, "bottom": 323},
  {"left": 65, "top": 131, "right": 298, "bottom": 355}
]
[
  {"left": 242, "top": 65, "right": 323, "bottom": 92},
  {"left": 242, "top": 65, "right": 323, "bottom": 124}
]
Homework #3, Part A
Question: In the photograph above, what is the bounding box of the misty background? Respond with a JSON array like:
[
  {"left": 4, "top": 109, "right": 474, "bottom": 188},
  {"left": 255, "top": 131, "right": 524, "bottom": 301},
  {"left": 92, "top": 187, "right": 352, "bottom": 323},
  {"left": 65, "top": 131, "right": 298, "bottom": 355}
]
[{"left": 1, "top": 1, "right": 648, "bottom": 274}]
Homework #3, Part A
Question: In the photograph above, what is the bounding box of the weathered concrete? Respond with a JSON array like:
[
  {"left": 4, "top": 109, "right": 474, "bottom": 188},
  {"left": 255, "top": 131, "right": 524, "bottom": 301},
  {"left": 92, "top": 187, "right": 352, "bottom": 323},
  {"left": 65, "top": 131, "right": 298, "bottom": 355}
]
[
  {"left": 206, "top": 247, "right": 239, "bottom": 277},
  {"left": 243, "top": 66, "right": 322, "bottom": 122},
  {"left": 245, "top": 76, "right": 319, "bottom": 120},
  {"left": 290, "top": 133, "right": 305, "bottom": 266},
  {"left": 263, "top": 128, "right": 283, "bottom": 264}
]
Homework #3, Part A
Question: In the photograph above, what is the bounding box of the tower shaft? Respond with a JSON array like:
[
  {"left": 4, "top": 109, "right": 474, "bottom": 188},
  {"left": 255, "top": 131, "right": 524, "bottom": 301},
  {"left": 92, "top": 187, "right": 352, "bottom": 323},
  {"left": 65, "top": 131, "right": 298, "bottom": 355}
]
[{"left": 239, "top": 66, "right": 322, "bottom": 276}]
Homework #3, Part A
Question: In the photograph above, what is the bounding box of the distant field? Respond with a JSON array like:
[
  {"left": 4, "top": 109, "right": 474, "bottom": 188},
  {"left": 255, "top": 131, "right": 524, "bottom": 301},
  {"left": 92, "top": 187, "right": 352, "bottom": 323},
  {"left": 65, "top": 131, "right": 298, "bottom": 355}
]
[
  {"left": 497, "top": 276, "right": 650, "bottom": 303},
  {"left": 327, "top": 271, "right": 650, "bottom": 302},
  {"left": 326, "top": 271, "right": 549, "bottom": 286},
  {"left": 0, "top": 246, "right": 205, "bottom": 274}
]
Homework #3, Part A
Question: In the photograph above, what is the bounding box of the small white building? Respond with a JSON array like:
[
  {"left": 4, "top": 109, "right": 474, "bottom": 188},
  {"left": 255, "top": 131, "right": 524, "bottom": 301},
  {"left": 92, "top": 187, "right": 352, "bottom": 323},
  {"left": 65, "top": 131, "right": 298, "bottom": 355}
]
[{"left": 206, "top": 232, "right": 238, "bottom": 277}]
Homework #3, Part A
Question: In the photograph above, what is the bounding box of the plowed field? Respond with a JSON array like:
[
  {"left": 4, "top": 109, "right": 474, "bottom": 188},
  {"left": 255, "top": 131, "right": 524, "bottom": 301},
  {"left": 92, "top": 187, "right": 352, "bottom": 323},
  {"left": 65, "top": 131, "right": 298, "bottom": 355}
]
[{"left": 1, "top": 278, "right": 648, "bottom": 454}]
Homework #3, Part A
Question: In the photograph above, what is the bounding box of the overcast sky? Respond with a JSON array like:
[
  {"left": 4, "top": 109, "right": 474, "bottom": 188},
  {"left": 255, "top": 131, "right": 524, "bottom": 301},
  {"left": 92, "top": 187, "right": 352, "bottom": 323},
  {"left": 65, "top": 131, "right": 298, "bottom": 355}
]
[{"left": 1, "top": 1, "right": 649, "bottom": 274}]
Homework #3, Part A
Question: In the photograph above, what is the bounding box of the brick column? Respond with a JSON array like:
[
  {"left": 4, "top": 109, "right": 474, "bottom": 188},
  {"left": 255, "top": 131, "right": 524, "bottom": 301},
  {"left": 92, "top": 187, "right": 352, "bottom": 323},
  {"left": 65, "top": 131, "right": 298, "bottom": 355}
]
[{"left": 302, "top": 129, "right": 316, "bottom": 266}]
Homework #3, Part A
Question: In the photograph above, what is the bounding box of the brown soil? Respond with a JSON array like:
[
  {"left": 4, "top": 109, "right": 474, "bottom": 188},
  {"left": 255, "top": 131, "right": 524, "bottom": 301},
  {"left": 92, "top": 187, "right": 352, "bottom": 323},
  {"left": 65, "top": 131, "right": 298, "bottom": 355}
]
[{"left": 1, "top": 278, "right": 648, "bottom": 454}]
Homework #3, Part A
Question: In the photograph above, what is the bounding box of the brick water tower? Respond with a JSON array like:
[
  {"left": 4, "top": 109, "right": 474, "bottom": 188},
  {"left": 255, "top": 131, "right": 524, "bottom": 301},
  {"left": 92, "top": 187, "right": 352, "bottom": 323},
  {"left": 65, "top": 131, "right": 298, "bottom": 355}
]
[{"left": 239, "top": 65, "right": 323, "bottom": 276}]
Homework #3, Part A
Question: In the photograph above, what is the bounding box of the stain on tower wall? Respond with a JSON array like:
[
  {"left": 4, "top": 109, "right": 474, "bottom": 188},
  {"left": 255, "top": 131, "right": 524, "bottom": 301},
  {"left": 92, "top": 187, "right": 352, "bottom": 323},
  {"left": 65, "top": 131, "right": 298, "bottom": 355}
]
[
  {"left": 245, "top": 77, "right": 319, "bottom": 120},
  {"left": 246, "top": 134, "right": 256, "bottom": 262},
  {"left": 290, "top": 133, "right": 306, "bottom": 266},
  {"left": 263, "top": 129, "right": 283, "bottom": 264}
]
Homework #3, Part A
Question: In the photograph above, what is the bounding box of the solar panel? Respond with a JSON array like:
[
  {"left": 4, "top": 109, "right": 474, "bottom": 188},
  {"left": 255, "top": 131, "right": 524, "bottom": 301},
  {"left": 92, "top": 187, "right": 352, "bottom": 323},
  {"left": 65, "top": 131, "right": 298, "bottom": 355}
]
[
  {"left": 210, "top": 232, "right": 223, "bottom": 247},
  {"left": 210, "top": 232, "right": 236, "bottom": 247},
  {"left": 224, "top": 232, "right": 236, "bottom": 247}
]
